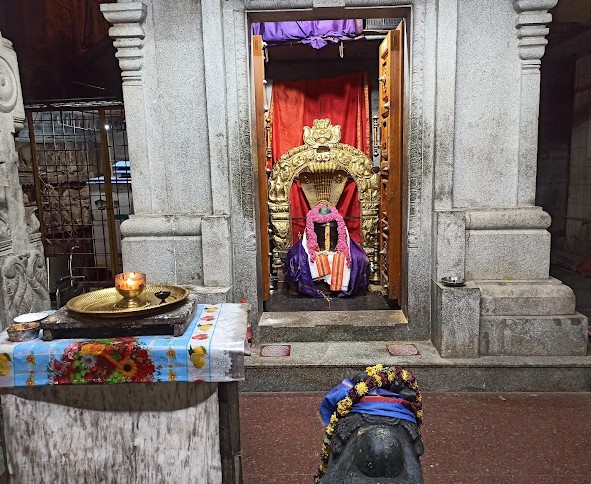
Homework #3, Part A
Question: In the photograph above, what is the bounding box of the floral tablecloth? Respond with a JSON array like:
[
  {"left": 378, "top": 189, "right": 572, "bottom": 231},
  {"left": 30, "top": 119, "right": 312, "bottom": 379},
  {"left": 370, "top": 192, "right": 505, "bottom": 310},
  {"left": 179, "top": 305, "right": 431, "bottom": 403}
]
[{"left": 0, "top": 303, "right": 248, "bottom": 387}]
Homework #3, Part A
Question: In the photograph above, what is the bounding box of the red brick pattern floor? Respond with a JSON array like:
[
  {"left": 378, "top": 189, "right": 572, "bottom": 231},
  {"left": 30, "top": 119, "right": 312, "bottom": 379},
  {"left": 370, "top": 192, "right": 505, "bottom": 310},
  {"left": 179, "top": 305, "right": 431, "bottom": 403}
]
[{"left": 240, "top": 392, "right": 591, "bottom": 484}]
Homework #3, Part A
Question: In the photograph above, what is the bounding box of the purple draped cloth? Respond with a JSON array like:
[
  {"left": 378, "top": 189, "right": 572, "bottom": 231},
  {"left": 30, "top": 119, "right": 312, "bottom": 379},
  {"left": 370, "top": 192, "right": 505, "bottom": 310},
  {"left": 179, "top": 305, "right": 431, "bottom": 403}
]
[
  {"left": 283, "top": 239, "right": 368, "bottom": 298},
  {"left": 252, "top": 20, "right": 360, "bottom": 49}
]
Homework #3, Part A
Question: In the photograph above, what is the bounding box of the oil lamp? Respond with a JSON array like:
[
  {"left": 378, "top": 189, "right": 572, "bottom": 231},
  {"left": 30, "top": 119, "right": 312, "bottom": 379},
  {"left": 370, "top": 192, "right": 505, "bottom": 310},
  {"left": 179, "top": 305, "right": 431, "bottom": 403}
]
[{"left": 114, "top": 272, "right": 148, "bottom": 309}]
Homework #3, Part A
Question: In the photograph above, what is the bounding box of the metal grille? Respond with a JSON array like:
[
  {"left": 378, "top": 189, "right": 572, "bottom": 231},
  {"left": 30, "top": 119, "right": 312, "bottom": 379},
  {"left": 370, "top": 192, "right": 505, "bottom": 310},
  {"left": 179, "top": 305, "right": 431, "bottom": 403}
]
[
  {"left": 363, "top": 18, "right": 402, "bottom": 32},
  {"left": 19, "top": 102, "right": 132, "bottom": 294}
]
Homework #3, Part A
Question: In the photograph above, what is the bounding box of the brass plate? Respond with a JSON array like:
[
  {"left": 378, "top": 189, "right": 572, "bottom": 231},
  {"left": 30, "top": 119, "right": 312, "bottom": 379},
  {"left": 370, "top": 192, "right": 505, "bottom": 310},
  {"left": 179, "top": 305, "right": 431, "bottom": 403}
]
[{"left": 66, "top": 284, "right": 189, "bottom": 317}]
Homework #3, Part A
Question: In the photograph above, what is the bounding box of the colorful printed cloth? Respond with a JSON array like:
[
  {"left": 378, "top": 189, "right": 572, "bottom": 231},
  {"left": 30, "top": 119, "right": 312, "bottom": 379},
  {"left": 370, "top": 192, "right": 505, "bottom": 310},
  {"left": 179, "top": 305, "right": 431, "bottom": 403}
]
[{"left": 0, "top": 304, "right": 247, "bottom": 387}]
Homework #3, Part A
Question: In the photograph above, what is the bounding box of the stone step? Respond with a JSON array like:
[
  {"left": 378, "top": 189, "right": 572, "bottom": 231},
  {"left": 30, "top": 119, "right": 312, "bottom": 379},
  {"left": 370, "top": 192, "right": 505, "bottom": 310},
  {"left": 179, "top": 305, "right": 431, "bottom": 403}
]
[
  {"left": 258, "top": 310, "right": 408, "bottom": 342},
  {"left": 479, "top": 313, "right": 588, "bottom": 356},
  {"left": 478, "top": 279, "right": 576, "bottom": 316},
  {"left": 241, "top": 340, "right": 591, "bottom": 393}
]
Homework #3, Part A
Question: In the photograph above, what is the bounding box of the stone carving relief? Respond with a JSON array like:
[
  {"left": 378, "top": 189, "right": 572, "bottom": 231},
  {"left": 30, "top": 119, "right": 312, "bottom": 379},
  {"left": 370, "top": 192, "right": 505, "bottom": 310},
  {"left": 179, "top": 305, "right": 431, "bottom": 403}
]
[
  {"left": 0, "top": 191, "right": 9, "bottom": 243},
  {"left": 0, "top": 31, "right": 50, "bottom": 323},
  {"left": 407, "top": 2, "right": 426, "bottom": 250},
  {"left": 1, "top": 251, "right": 50, "bottom": 321},
  {"left": 0, "top": 211, "right": 9, "bottom": 243},
  {"left": 0, "top": 53, "right": 18, "bottom": 114},
  {"left": 0, "top": 36, "right": 25, "bottom": 130},
  {"left": 25, "top": 206, "right": 40, "bottom": 235}
]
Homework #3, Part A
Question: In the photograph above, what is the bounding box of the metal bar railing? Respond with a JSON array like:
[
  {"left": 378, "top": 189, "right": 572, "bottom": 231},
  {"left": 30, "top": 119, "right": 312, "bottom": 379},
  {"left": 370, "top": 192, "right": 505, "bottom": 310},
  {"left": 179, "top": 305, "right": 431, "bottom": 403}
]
[{"left": 99, "top": 109, "right": 121, "bottom": 276}]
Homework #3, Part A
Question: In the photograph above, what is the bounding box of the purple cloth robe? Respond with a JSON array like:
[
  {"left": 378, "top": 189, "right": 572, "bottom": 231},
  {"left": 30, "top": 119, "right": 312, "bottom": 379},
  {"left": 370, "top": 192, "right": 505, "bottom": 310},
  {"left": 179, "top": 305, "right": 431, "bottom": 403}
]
[
  {"left": 283, "top": 239, "right": 368, "bottom": 298},
  {"left": 252, "top": 20, "right": 360, "bottom": 49}
]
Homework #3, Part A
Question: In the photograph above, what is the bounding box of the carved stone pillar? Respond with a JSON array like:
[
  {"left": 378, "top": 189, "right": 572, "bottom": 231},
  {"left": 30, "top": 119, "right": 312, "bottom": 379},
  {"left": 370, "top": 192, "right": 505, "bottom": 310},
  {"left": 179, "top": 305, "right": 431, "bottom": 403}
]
[
  {"left": 0, "top": 32, "right": 50, "bottom": 326},
  {"left": 100, "top": 1, "right": 232, "bottom": 300},
  {"left": 432, "top": 0, "right": 587, "bottom": 357},
  {"left": 100, "top": 2, "right": 151, "bottom": 215},
  {"left": 513, "top": 0, "right": 558, "bottom": 205},
  {"left": 101, "top": 2, "right": 147, "bottom": 87}
]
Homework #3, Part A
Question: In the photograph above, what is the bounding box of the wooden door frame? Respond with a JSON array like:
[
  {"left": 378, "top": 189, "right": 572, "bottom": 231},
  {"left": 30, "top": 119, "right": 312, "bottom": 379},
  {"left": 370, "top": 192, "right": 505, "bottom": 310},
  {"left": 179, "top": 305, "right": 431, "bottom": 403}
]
[
  {"left": 379, "top": 23, "right": 404, "bottom": 301},
  {"left": 248, "top": 11, "right": 410, "bottom": 308},
  {"left": 252, "top": 35, "right": 271, "bottom": 301}
]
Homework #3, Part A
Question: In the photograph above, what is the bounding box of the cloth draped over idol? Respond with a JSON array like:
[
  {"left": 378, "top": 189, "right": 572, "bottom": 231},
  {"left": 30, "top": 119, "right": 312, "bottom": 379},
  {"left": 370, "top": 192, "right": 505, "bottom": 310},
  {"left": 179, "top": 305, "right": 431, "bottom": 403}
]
[
  {"left": 319, "top": 378, "right": 418, "bottom": 425},
  {"left": 269, "top": 72, "right": 371, "bottom": 244},
  {"left": 283, "top": 204, "right": 369, "bottom": 298}
]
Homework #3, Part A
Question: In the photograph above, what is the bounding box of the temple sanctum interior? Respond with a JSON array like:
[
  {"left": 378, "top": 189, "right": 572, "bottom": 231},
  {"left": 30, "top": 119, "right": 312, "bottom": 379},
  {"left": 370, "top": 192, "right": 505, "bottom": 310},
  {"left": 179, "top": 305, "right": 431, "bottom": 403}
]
[{"left": 0, "top": 0, "right": 590, "bottom": 482}]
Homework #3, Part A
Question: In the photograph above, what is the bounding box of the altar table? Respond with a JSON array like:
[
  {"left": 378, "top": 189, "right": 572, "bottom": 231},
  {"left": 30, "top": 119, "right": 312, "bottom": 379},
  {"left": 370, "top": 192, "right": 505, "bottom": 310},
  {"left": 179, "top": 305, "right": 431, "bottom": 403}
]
[{"left": 0, "top": 303, "right": 247, "bottom": 484}]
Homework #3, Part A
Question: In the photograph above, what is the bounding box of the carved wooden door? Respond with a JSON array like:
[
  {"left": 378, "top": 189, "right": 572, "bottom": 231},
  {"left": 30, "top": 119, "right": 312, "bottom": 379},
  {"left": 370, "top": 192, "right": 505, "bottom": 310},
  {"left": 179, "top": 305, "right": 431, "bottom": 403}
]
[
  {"left": 378, "top": 23, "right": 404, "bottom": 300},
  {"left": 253, "top": 35, "right": 270, "bottom": 300}
]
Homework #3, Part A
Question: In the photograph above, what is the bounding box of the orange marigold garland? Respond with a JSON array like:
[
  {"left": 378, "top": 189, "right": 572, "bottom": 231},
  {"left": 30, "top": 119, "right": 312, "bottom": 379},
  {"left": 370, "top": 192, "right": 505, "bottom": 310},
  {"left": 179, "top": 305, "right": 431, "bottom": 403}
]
[{"left": 314, "top": 364, "right": 423, "bottom": 483}]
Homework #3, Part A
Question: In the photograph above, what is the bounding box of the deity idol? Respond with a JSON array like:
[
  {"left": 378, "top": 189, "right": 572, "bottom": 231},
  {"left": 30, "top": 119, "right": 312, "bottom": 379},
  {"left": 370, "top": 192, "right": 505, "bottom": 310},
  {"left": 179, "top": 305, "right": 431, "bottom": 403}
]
[{"left": 283, "top": 204, "right": 368, "bottom": 297}]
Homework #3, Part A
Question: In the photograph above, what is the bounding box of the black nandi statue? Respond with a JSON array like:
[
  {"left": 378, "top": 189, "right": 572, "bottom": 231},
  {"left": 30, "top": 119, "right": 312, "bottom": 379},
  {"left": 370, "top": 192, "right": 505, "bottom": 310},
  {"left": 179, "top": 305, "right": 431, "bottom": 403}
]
[{"left": 315, "top": 365, "right": 424, "bottom": 484}]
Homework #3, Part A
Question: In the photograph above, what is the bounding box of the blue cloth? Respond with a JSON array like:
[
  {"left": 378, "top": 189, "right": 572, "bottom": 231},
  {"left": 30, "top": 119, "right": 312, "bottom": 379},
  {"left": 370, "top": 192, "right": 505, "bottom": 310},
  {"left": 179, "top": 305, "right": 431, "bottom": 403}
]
[
  {"left": 283, "top": 239, "right": 368, "bottom": 298},
  {"left": 320, "top": 378, "right": 417, "bottom": 425}
]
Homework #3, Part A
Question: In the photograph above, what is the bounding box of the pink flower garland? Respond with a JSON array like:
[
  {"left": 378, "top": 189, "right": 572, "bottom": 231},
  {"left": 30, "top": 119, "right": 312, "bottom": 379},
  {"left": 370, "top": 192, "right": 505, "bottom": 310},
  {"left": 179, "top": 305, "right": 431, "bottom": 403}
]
[{"left": 305, "top": 204, "right": 351, "bottom": 267}]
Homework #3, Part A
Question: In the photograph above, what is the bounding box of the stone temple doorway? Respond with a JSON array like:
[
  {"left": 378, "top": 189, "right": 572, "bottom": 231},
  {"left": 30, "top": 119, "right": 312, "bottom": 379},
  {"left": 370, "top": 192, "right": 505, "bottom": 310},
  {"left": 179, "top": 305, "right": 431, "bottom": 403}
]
[
  {"left": 96, "top": 0, "right": 588, "bottom": 390},
  {"left": 251, "top": 13, "right": 409, "bottom": 316}
]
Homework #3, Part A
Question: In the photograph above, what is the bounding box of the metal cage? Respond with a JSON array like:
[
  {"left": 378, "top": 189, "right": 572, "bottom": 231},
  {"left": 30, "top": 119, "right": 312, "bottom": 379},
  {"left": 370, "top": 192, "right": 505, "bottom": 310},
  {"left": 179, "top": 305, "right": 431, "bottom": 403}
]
[{"left": 17, "top": 100, "right": 132, "bottom": 304}]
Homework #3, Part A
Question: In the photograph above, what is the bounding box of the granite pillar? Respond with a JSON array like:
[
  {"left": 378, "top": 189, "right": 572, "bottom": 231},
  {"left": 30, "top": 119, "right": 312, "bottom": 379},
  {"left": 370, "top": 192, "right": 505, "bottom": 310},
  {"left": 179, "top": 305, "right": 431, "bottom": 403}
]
[
  {"left": 431, "top": 0, "right": 588, "bottom": 357},
  {"left": 100, "top": 1, "right": 233, "bottom": 303}
]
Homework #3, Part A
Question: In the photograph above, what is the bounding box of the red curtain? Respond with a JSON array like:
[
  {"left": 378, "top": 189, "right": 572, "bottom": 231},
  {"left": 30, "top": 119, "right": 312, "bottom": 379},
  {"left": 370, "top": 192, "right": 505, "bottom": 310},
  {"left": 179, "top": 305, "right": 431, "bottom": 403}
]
[
  {"left": 270, "top": 72, "right": 370, "bottom": 165},
  {"left": 270, "top": 72, "right": 370, "bottom": 243}
]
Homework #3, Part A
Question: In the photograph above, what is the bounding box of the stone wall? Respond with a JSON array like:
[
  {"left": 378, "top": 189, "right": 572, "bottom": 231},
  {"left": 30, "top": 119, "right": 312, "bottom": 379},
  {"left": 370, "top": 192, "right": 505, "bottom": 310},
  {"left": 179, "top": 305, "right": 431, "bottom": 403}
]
[
  {"left": 536, "top": 57, "right": 575, "bottom": 241},
  {"left": 565, "top": 53, "right": 591, "bottom": 255},
  {"left": 100, "top": 0, "right": 588, "bottom": 355},
  {"left": 453, "top": 0, "right": 521, "bottom": 208}
]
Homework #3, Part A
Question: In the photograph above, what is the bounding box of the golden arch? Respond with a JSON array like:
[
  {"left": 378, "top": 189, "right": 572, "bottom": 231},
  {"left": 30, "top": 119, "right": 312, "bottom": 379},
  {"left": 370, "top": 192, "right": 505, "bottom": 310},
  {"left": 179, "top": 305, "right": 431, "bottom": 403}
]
[{"left": 267, "top": 119, "right": 380, "bottom": 282}]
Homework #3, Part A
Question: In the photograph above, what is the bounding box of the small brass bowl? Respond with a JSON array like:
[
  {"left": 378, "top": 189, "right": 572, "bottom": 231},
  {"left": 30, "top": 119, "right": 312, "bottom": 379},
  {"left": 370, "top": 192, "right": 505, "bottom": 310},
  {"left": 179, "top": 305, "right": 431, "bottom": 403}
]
[
  {"left": 7, "top": 322, "right": 41, "bottom": 342},
  {"left": 115, "top": 284, "right": 146, "bottom": 300},
  {"left": 114, "top": 272, "right": 148, "bottom": 309}
]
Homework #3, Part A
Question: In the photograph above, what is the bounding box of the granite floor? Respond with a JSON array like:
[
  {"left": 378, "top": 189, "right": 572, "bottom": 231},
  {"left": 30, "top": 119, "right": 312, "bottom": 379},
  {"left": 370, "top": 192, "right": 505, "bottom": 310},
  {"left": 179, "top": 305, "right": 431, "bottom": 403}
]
[
  {"left": 240, "top": 391, "right": 591, "bottom": 484},
  {"left": 264, "top": 283, "right": 398, "bottom": 312},
  {"left": 263, "top": 264, "right": 590, "bottom": 315}
]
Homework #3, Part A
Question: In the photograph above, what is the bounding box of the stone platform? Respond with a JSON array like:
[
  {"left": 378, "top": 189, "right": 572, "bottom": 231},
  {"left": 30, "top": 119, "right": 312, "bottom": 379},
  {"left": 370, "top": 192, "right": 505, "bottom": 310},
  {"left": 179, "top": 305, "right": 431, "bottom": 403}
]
[
  {"left": 244, "top": 309, "right": 591, "bottom": 393},
  {"left": 259, "top": 310, "right": 408, "bottom": 342},
  {"left": 243, "top": 339, "right": 591, "bottom": 392}
]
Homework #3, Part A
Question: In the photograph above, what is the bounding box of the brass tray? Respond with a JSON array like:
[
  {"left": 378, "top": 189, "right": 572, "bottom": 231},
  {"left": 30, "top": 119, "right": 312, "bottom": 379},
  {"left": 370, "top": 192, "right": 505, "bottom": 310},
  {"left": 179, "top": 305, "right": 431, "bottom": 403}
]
[{"left": 66, "top": 284, "right": 189, "bottom": 317}]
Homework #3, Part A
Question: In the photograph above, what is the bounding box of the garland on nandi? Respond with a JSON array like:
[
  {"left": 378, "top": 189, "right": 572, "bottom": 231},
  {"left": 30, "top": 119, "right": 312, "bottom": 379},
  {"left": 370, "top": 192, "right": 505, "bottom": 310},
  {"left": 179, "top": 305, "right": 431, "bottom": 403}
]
[{"left": 315, "top": 364, "right": 424, "bottom": 483}]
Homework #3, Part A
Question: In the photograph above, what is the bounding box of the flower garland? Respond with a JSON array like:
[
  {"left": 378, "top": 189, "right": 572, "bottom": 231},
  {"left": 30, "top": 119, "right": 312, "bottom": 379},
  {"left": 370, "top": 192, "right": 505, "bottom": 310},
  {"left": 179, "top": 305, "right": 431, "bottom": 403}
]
[
  {"left": 305, "top": 204, "right": 351, "bottom": 266},
  {"left": 314, "top": 364, "right": 423, "bottom": 483}
]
